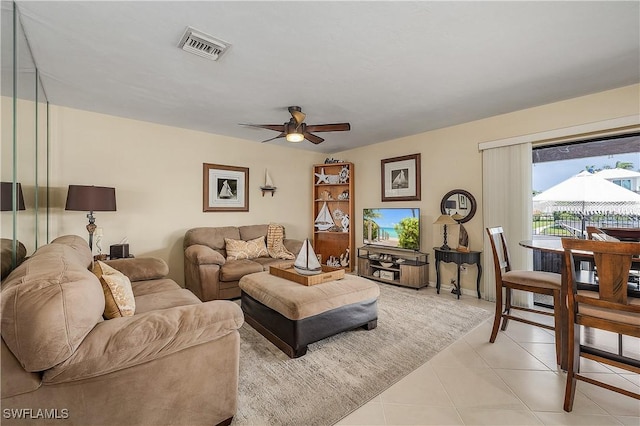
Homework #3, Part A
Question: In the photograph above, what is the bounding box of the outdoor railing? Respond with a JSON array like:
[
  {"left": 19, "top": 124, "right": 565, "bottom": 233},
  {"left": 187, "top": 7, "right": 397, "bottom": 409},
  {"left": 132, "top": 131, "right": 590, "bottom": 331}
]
[{"left": 533, "top": 212, "right": 639, "bottom": 239}]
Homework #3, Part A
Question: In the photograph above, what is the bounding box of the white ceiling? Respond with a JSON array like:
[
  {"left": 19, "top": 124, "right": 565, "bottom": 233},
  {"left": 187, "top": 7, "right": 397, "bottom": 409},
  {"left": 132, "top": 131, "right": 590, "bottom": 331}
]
[{"left": 15, "top": 1, "right": 640, "bottom": 154}]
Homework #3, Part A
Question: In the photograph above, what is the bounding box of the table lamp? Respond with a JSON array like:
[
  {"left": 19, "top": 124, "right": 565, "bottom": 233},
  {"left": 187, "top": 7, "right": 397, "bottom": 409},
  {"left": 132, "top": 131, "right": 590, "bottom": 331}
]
[
  {"left": 65, "top": 185, "right": 116, "bottom": 250},
  {"left": 1, "top": 182, "right": 26, "bottom": 211},
  {"left": 434, "top": 214, "right": 457, "bottom": 250}
]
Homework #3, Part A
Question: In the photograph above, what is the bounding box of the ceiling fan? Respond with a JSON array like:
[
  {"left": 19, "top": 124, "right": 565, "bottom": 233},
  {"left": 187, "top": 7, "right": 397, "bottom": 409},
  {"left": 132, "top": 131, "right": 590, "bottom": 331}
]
[{"left": 242, "top": 106, "right": 351, "bottom": 144}]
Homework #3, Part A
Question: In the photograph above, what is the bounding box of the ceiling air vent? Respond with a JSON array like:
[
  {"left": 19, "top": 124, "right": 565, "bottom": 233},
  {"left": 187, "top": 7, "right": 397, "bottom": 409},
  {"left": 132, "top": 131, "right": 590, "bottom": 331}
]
[{"left": 178, "top": 26, "right": 230, "bottom": 61}]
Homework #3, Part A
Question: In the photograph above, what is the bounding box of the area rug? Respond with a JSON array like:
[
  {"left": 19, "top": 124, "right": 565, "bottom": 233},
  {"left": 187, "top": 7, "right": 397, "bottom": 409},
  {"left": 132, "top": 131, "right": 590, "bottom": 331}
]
[{"left": 232, "top": 283, "right": 492, "bottom": 426}]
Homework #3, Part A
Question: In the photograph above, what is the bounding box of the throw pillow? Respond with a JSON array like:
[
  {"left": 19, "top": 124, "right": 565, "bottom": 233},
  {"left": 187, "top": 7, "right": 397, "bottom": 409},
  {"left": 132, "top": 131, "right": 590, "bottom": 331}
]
[
  {"left": 225, "top": 236, "right": 268, "bottom": 260},
  {"left": 93, "top": 261, "right": 136, "bottom": 319}
]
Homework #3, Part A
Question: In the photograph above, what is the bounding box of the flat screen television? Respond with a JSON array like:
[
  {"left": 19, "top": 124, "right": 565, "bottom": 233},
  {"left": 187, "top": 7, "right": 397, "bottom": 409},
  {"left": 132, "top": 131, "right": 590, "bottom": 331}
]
[{"left": 363, "top": 208, "right": 421, "bottom": 251}]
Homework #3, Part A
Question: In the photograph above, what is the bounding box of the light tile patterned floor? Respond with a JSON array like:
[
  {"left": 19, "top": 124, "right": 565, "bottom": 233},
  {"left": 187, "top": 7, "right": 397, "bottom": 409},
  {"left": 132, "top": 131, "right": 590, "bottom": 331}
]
[{"left": 337, "top": 285, "right": 640, "bottom": 426}]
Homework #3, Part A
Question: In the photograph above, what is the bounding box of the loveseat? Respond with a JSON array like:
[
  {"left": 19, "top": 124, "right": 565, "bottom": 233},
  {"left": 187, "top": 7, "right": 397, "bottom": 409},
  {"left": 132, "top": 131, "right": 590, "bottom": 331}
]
[
  {"left": 1, "top": 235, "right": 243, "bottom": 426},
  {"left": 184, "top": 224, "right": 303, "bottom": 301}
]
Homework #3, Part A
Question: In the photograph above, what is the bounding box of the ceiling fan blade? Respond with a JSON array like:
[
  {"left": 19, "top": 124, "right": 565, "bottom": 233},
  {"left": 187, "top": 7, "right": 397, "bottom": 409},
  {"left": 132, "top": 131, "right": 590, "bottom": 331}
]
[
  {"left": 288, "top": 106, "right": 306, "bottom": 124},
  {"left": 261, "top": 133, "right": 285, "bottom": 143},
  {"left": 304, "top": 132, "right": 324, "bottom": 144},
  {"left": 241, "top": 123, "right": 285, "bottom": 132},
  {"left": 305, "top": 123, "right": 351, "bottom": 133}
]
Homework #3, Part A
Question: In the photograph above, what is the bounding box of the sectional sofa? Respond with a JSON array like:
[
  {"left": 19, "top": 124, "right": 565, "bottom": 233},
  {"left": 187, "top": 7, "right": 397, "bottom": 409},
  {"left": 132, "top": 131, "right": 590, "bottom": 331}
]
[{"left": 1, "top": 235, "right": 243, "bottom": 426}]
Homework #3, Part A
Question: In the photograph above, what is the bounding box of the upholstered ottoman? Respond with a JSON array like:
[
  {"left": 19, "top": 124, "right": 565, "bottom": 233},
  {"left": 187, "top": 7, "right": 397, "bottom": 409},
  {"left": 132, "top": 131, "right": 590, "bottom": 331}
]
[{"left": 239, "top": 271, "right": 380, "bottom": 358}]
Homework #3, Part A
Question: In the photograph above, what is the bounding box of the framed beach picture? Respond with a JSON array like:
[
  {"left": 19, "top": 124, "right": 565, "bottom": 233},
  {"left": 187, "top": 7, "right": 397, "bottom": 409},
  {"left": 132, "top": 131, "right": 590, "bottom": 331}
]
[
  {"left": 381, "top": 153, "right": 421, "bottom": 202},
  {"left": 203, "top": 163, "right": 249, "bottom": 212}
]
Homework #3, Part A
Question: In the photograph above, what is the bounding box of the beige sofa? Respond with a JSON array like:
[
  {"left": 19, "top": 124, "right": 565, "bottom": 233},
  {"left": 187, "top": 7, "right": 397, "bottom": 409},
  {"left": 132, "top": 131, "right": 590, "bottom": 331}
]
[
  {"left": 184, "top": 224, "right": 303, "bottom": 301},
  {"left": 1, "top": 235, "right": 243, "bottom": 426}
]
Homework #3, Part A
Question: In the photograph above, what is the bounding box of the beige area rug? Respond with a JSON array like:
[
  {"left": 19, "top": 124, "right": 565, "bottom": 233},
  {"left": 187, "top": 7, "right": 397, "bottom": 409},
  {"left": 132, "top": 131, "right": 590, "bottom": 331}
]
[{"left": 232, "top": 283, "right": 492, "bottom": 426}]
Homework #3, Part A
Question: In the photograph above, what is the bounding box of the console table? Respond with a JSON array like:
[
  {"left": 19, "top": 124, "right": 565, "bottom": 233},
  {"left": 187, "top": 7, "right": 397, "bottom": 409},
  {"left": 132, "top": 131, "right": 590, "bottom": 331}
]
[{"left": 433, "top": 248, "right": 482, "bottom": 299}]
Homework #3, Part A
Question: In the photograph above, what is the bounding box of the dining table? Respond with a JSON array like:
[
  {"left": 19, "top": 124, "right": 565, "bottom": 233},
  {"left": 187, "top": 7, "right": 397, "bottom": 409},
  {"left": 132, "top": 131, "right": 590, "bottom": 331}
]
[
  {"left": 600, "top": 227, "right": 640, "bottom": 242},
  {"left": 519, "top": 238, "right": 640, "bottom": 370}
]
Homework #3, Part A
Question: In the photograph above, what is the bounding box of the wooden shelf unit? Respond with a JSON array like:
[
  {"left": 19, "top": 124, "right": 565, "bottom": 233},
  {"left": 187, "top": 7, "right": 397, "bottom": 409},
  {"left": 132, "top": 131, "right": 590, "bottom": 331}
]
[
  {"left": 312, "top": 162, "right": 354, "bottom": 272},
  {"left": 357, "top": 246, "right": 429, "bottom": 289}
]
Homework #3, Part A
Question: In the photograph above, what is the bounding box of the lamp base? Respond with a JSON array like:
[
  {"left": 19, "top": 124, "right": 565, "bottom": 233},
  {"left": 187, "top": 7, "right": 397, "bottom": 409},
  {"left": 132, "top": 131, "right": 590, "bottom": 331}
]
[
  {"left": 86, "top": 212, "right": 97, "bottom": 251},
  {"left": 440, "top": 244, "right": 451, "bottom": 251}
]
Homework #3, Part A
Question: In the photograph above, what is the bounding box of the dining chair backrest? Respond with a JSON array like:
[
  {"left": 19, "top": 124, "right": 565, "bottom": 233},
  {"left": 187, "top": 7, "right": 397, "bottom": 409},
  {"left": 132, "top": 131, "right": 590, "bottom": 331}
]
[
  {"left": 561, "top": 238, "right": 640, "bottom": 411},
  {"left": 562, "top": 238, "right": 639, "bottom": 306},
  {"left": 586, "top": 226, "right": 620, "bottom": 242},
  {"left": 486, "top": 227, "right": 512, "bottom": 278}
]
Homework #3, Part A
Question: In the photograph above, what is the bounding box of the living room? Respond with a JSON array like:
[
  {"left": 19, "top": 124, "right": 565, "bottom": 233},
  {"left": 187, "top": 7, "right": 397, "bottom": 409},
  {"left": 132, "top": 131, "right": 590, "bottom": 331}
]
[{"left": 2, "top": 1, "right": 639, "bottom": 425}]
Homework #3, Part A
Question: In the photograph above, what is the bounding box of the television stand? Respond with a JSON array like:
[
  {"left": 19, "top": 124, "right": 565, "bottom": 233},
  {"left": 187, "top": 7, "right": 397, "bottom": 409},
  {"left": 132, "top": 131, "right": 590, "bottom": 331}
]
[{"left": 357, "top": 246, "right": 429, "bottom": 289}]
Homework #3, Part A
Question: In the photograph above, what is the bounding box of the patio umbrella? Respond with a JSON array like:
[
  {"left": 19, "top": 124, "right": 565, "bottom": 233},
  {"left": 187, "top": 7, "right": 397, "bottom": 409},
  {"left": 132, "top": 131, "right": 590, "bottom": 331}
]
[{"left": 533, "top": 170, "right": 640, "bottom": 236}]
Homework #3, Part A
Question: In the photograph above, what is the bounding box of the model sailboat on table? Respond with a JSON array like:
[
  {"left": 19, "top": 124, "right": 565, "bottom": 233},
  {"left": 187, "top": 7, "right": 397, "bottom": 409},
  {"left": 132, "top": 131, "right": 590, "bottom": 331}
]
[
  {"left": 294, "top": 239, "right": 322, "bottom": 275},
  {"left": 314, "top": 202, "right": 335, "bottom": 231}
]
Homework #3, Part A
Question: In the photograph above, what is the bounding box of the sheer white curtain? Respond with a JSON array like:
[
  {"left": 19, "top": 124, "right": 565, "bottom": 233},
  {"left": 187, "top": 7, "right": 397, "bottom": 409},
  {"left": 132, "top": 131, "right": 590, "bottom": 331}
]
[{"left": 482, "top": 142, "right": 533, "bottom": 306}]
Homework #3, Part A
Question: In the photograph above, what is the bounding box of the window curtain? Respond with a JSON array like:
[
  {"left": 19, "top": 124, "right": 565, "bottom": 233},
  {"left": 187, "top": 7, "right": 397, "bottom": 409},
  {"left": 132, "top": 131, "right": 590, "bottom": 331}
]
[{"left": 482, "top": 142, "right": 533, "bottom": 306}]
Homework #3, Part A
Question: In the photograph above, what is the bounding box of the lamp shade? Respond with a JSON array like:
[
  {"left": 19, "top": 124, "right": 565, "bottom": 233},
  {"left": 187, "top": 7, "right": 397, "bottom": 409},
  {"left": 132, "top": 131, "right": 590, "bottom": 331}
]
[
  {"left": 1, "top": 182, "right": 26, "bottom": 211},
  {"left": 65, "top": 185, "right": 116, "bottom": 212},
  {"left": 433, "top": 214, "right": 457, "bottom": 225}
]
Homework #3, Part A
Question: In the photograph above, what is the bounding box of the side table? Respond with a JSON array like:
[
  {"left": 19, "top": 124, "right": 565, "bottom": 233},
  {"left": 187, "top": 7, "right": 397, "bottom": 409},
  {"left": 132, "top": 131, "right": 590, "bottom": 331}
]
[{"left": 433, "top": 248, "right": 482, "bottom": 299}]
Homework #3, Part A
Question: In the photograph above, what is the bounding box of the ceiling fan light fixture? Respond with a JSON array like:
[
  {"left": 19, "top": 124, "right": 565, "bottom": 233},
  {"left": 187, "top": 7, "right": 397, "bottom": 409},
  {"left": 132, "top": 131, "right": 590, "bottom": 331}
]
[
  {"left": 286, "top": 132, "right": 304, "bottom": 143},
  {"left": 284, "top": 121, "right": 305, "bottom": 142}
]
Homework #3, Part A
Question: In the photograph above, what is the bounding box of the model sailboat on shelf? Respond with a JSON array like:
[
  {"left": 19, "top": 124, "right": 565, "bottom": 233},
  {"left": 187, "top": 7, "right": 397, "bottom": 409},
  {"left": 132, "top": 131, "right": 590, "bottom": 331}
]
[
  {"left": 294, "top": 239, "right": 322, "bottom": 275},
  {"left": 314, "top": 202, "right": 335, "bottom": 231},
  {"left": 260, "top": 169, "right": 276, "bottom": 197}
]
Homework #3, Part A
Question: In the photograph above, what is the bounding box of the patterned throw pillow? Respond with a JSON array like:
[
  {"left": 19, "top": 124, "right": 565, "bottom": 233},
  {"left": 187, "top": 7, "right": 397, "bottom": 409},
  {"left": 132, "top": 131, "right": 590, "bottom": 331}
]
[
  {"left": 93, "top": 261, "right": 136, "bottom": 319},
  {"left": 225, "top": 236, "right": 269, "bottom": 260}
]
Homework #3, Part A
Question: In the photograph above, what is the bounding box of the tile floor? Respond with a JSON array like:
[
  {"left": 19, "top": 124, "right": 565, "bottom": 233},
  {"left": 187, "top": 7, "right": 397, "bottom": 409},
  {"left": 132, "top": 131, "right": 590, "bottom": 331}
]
[{"left": 337, "top": 285, "right": 640, "bottom": 425}]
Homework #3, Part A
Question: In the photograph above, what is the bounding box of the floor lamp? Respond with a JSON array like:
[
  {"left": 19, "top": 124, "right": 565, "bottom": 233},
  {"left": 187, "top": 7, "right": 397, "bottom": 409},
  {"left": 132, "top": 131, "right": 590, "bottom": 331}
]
[{"left": 65, "top": 185, "right": 116, "bottom": 251}]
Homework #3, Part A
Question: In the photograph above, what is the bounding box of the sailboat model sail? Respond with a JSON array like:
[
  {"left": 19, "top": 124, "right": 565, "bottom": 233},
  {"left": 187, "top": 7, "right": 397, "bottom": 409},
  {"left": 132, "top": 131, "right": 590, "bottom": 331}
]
[
  {"left": 294, "top": 239, "right": 322, "bottom": 275},
  {"left": 314, "top": 202, "right": 335, "bottom": 231},
  {"left": 260, "top": 170, "right": 275, "bottom": 189}
]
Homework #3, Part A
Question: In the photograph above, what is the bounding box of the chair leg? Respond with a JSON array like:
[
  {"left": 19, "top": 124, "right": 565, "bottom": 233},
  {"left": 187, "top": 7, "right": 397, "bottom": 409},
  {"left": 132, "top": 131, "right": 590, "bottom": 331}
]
[
  {"left": 490, "top": 285, "right": 503, "bottom": 343},
  {"left": 501, "top": 287, "right": 512, "bottom": 331},
  {"left": 552, "top": 289, "right": 562, "bottom": 366},
  {"left": 564, "top": 322, "right": 581, "bottom": 412}
]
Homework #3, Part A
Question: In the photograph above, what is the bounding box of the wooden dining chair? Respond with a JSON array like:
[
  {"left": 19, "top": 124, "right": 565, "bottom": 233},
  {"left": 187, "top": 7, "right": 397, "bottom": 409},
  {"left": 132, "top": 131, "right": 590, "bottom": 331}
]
[
  {"left": 486, "top": 227, "right": 563, "bottom": 364},
  {"left": 561, "top": 238, "right": 640, "bottom": 412},
  {"left": 586, "top": 226, "right": 620, "bottom": 242}
]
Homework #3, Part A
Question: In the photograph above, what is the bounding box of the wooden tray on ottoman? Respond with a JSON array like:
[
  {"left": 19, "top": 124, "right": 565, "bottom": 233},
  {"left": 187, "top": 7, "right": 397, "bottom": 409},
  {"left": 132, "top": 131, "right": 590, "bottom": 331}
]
[{"left": 269, "top": 265, "right": 345, "bottom": 286}]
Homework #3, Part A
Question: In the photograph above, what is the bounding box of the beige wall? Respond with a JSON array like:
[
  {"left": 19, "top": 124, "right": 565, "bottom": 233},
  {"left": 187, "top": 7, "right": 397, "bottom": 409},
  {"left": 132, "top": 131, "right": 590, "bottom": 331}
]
[
  {"left": 32, "top": 83, "right": 640, "bottom": 291},
  {"left": 48, "top": 106, "right": 323, "bottom": 284},
  {"left": 336, "top": 84, "right": 639, "bottom": 295}
]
